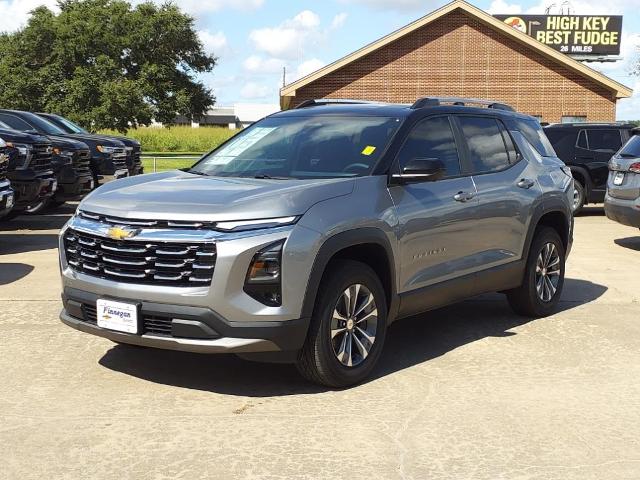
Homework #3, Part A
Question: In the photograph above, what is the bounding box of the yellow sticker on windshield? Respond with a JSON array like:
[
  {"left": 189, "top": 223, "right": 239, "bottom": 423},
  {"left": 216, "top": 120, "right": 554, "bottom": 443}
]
[{"left": 362, "top": 146, "right": 376, "bottom": 156}]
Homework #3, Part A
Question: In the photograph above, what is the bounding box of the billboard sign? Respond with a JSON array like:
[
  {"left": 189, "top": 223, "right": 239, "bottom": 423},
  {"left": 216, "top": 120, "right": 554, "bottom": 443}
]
[{"left": 494, "top": 15, "right": 623, "bottom": 56}]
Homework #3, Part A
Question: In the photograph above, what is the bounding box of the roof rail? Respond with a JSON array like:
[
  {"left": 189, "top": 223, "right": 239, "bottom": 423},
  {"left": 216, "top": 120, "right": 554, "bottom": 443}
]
[
  {"left": 410, "top": 97, "right": 515, "bottom": 112},
  {"left": 294, "top": 98, "right": 385, "bottom": 109}
]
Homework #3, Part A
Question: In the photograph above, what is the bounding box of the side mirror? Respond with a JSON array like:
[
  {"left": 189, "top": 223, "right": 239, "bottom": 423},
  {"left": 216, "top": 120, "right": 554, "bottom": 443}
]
[{"left": 392, "top": 158, "right": 446, "bottom": 184}]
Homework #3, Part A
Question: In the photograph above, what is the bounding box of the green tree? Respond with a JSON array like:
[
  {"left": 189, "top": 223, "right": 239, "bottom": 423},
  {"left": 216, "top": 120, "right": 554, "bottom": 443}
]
[{"left": 0, "top": 0, "right": 216, "bottom": 132}]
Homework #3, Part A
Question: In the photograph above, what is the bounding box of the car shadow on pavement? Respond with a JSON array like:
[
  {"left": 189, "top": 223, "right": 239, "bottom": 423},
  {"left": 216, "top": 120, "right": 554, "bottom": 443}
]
[
  {"left": 576, "top": 206, "right": 604, "bottom": 217},
  {"left": 98, "top": 278, "right": 607, "bottom": 396},
  {"left": 0, "top": 263, "right": 34, "bottom": 285},
  {"left": 0, "top": 234, "right": 60, "bottom": 255},
  {"left": 614, "top": 237, "right": 640, "bottom": 251},
  {"left": 0, "top": 204, "right": 76, "bottom": 233}
]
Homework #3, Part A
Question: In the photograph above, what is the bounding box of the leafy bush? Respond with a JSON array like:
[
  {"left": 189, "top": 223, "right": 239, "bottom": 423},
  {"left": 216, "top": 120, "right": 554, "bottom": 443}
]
[{"left": 98, "top": 126, "right": 238, "bottom": 153}]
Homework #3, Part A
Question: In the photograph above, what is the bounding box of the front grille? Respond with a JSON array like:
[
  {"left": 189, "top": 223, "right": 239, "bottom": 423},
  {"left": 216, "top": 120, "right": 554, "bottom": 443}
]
[
  {"left": 81, "top": 304, "right": 173, "bottom": 337},
  {"left": 112, "top": 148, "right": 128, "bottom": 171},
  {"left": 64, "top": 228, "right": 216, "bottom": 286},
  {"left": 78, "top": 210, "right": 216, "bottom": 230},
  {"left": 29, "top": 143, "right": 53, "bottom": 173},
  {"left": 74, "top": 149, "right": 92, "bottom": 176},
  {"left": 0, "top": 150, "right": 8, "bottom": 180}
]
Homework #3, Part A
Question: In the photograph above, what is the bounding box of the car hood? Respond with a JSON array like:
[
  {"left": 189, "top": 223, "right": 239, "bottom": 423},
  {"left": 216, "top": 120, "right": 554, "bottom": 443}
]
[
  {"left": 80, "top": 170, "right": 355, "bottom": 221},
  {"left": 0, "top": 128, "right": 50, "bottom": 145},
  {"left": 60, "top": 133, "right": 125, "bottom": 148},
  {"left": 47, "top": 135, "right": 90, "bottom": 150}
]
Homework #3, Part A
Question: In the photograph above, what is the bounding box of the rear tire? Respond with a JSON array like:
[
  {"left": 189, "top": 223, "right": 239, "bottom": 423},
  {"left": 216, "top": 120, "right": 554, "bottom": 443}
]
[
  {"left": 296, "top": 260, "right": 387, "bottom": 388},
  {"left": 572, "top": 180, "right": 585, "bottom": 215},
  {"left": 507, "top": 226, "right": 565, "bottom": 318}
]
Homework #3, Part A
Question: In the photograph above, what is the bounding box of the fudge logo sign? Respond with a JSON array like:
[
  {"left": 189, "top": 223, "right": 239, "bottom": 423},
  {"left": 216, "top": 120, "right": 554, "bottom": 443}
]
[{"left": 494, "top": 14, "right": 623, "bottom": 56}]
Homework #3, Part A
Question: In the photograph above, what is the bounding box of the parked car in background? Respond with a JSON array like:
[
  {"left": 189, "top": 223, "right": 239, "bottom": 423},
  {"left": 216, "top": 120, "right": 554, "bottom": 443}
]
[
  {"left": 605, "top": 132, "right": 640, "bottom": 228},
  {"left": 0, "top": 136, "right": 15, "bottom": 218},
  {"left": 0, "top": 117, "right": 93, "bottom": 210},
  {"left": 544, "top": 123, "right": 635, "bottom": 214},
  {"left": 38, "top": 113, "right": 143, "bottom": 176},
  {"left": 58, "top": 97, "right": 573, "bottom": 387},
  {"left": 0, "top": 110, "right": 129, "bottom": 187},
  {"left": 0, "top": 126, "right": 56, "bottom": 218}
]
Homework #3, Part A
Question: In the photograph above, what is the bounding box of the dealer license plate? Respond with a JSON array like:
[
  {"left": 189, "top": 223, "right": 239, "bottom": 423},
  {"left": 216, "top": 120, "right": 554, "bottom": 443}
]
[
  {"left": 614, "top": 171, "right": 625, "bottom": 186},
  {"left": 97, "top": 299, "right": 138, "bottom": 334}
]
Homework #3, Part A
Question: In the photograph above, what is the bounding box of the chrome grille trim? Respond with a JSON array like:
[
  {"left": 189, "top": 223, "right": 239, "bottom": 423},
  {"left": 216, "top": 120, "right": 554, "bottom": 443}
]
[{"left": 63, "top": 227, "right": 216, "bottom": 287}]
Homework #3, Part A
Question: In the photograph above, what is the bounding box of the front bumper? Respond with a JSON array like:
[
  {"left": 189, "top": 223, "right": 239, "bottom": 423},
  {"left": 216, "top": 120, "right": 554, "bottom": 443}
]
[
  {"left": 61, "top": 287, "right": 308, "bottom": 354},
  {"left": 55, "top": 174, "right": 94, "bottom": 201},
  {"left": 605, "top": 194, "right": 640, "bottom": 228},
  {"left": 10, "top": 175, "right": 57, "bottom": 210},
  {"left": 0, "top": 181, "right": 14, "bottom": 217}
]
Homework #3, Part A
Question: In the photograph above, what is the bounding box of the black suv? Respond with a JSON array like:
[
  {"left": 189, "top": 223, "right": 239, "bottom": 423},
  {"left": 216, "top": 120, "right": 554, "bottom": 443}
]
[
  {"left": 38, "top": 113, "right": 143, "bottom": 177},
  {"left": 544, "top": 123, "right": 635, "bottom": 213},
  {"left": 0, "top": 137, "right": 15, "bottom": 218},
  {"left": 0, "top": 110, "right": 129, "bottom": 188},
  {"left": 0, "top": 127, "right": 56, "bottom": 217}
]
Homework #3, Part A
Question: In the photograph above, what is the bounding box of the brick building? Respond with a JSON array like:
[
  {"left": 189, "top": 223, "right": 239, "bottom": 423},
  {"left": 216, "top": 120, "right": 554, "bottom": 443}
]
[{"left": 279, "top": 1, "right": 632, "bottom": 122}]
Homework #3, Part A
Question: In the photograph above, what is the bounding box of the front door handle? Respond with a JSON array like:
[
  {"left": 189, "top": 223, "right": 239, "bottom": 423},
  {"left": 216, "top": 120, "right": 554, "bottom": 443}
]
[
  {"left": 517, "top": 179, "right": 535, "bottom": 189},
  {"left": 454, "top": 191, "right": 475, "bottom": 202}
]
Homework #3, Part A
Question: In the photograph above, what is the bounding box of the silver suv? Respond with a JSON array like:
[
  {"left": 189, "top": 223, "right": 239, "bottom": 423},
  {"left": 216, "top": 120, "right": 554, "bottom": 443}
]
[{"left": 59, "top": 98, "right": 574, "bottom": 387}]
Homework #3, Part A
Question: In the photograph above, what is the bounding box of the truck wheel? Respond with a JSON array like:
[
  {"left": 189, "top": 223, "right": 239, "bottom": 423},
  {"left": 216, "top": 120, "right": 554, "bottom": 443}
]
[
  {"left": 296, "top": 260, "right": 387, "bottom": 388},
  {"left": 572, "top": 180, "right": 585, "bottom": 215},
  {"left": 507, "top": 226, "right": 565, "bottom": 318}
]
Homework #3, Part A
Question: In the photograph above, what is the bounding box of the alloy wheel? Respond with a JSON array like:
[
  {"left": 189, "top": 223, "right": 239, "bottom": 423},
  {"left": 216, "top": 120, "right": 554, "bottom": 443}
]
[
  {"left": 572, "top": 186, "right": 582, "bottom": 211},
  {"left": 535, "top": 243, "right": 561, "bottom": 302},
  {"left": 330, "top": 284, "right": 378, "bottom": 367}
]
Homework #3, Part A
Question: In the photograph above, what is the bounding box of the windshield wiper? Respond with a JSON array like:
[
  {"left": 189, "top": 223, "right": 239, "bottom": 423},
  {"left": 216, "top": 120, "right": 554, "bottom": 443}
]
[
  {"left": 188, "top": 170, "right": 210, "bottom": 176},
  {"left": 253, "top": 174, "right": 290, "bottom": 180}
]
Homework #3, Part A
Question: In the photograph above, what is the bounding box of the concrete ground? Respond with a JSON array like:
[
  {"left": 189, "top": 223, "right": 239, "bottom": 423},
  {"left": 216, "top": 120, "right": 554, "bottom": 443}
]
[{"left": 1, "top": 205, "right": 639, "bottom": 480}]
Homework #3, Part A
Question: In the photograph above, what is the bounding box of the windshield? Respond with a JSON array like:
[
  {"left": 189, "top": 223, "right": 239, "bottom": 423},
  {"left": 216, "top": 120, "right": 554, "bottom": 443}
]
[
  {"left": 190, "top": 115, "right": 402, "bottom": 179},
  {"left": 619, "top": 135, "right": 640, "bottom": 158},
  {"left": 52, "top": 115, "right": 87, "bottom": 134},
  {"left": 22, "top": 113, "right": 67, "bottom": 135}
]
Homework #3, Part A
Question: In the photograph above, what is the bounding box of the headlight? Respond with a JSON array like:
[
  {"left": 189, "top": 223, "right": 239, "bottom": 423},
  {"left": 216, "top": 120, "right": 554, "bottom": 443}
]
[
  {"left": 97, "top": 145, "right": 118, "bottom": 154},
  {"left": 53, "top": 147, "right": 75, "bottom": 164},
  {"left": 244, "top": 240, "right": 284, "bottom": 307},
  {"left": 215, "top": 216, "right": 298, "bottom": 232},
  {"left": 6, "top": 142, "right": 32, "bottom": 168},
  {"left": 0, "top": 137, "right": 6, "bottom": 148}
]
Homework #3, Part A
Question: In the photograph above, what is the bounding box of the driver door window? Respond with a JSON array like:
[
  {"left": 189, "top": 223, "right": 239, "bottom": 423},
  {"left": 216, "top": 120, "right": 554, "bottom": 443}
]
[{"left": 398, "top": 116, "right": 462, "bottom": 177}]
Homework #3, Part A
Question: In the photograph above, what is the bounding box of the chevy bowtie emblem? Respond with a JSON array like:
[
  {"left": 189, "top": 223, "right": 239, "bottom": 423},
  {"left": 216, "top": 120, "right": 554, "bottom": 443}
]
[{"left": 106, "top": 226, "right": 139, "bottom": 241}]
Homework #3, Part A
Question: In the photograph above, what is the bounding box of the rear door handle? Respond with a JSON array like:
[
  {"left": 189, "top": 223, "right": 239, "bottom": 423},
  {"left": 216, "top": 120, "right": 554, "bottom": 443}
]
[
  {"left": 517, "top": 179, "right": 535, "bottom": 189},
  {"left": 454, "top": 191, "right": 475, "bottom": 202}
]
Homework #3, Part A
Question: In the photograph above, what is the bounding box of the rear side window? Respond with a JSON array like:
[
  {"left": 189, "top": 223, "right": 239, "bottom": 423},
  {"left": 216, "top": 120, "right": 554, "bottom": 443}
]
[
  {"left": 514, "top": 119, "right": 556, "bottom": 156},
  {"left": 576, "top": 130, "right": 588, "bottom": 149},
  {"left": 586, "top": 129, "right": 622, "bottom": 151},
  {"left": 0, "top": 113, "right": 33, "bottom": 131},
  {"left": 619, "top": 136, "right": 640, "bottom": 157},
  {"left": 457, "top": 116, "right": 510, "bottom": 173},
  {"left": 398, "top": 116, "right": 461, "bottom": 177}
]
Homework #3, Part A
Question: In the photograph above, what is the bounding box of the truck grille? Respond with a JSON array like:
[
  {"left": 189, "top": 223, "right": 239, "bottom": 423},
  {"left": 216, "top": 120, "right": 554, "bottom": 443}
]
[
  {"left": 0, "top": 150, "right": 8, "bottom": 180},
  {"left": 29, "top": 143, "right": 53, "bottom": 174},
  {"left": 63, "top": 228, "right": 216, "bottom": 286},
  {"left": 74, "top": 149, "right": 92, "bottom": 176},
  {"left": 81, "top": 304, "right": 174, "bottom": 337},
  {"left": 112, "top": 148, "right": 128, "bottom": 171}
]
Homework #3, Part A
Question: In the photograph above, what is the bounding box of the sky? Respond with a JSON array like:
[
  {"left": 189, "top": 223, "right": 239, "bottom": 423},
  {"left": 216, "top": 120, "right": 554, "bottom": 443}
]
[{"left": 1, "top": 0, "right": 639, "bottom": 119}]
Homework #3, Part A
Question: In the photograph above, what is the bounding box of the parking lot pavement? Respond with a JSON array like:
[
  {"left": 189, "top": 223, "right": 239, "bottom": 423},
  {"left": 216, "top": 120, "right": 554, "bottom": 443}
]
[{"left": 1, "top": 205, "right": 640, "bottom": 480}]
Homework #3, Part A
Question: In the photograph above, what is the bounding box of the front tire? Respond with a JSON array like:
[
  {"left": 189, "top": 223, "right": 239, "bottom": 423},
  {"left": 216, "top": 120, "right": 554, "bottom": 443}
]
[
  {"left": 572, "top": 180, "right": 585, "bottom": 215},
  {"left": 296, "top": 260, "right": 387, "bottom": 388},
  {"left": 507, "top": 226, "right": 565, "bottom": 317}
]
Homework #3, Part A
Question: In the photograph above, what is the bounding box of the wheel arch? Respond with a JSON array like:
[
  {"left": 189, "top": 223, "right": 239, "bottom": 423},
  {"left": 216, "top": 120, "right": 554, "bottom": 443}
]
[{"left": 300, "top": 228, "right": 399, "bottom": 324}]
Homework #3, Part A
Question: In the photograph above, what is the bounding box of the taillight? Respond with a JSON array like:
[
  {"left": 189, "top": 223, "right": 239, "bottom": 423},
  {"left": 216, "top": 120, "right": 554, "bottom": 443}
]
[{"left": 629, "top": 162, "right": 640, "bottom": 174}]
